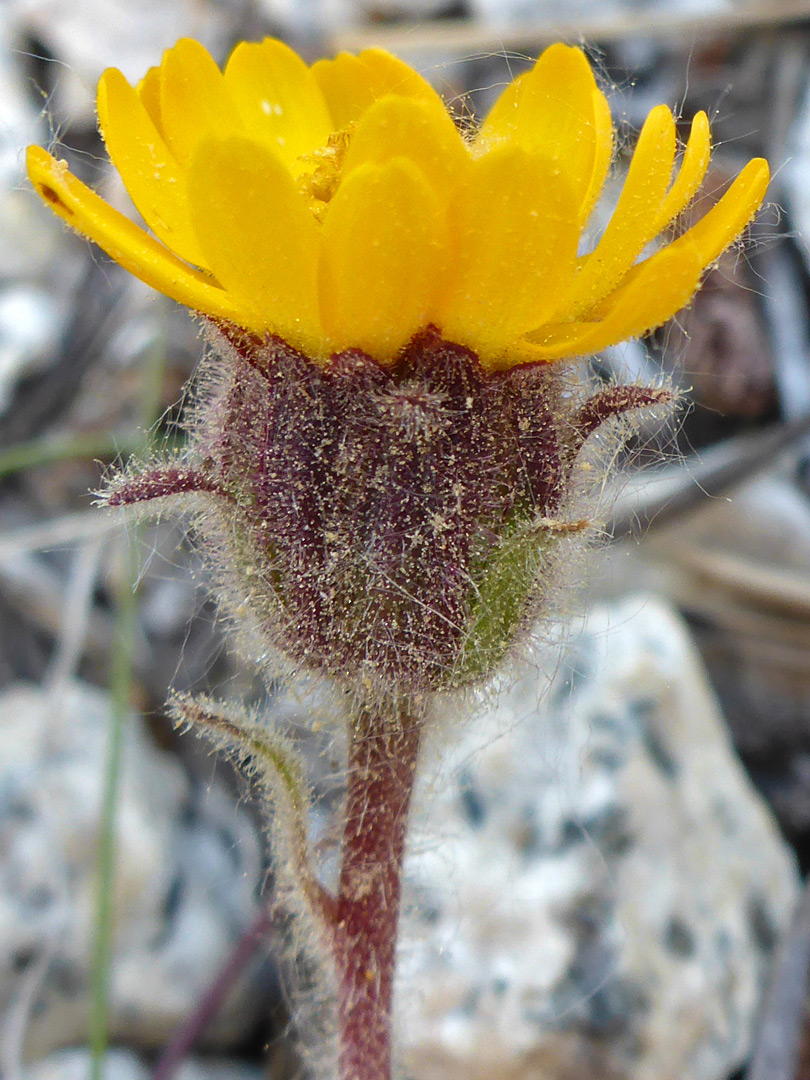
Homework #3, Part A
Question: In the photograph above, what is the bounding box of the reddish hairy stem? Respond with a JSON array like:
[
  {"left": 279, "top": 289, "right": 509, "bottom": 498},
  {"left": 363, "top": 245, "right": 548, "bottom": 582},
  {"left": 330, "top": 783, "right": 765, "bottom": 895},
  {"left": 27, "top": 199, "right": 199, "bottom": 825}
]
[{"left": 333, "top": 706, "right": 422, "bottom": 1080}]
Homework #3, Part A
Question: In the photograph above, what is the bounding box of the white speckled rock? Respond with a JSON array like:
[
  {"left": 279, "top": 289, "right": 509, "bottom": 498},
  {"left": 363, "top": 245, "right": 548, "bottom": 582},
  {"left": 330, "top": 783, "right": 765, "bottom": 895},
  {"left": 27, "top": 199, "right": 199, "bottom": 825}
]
[
  {"left": 24, "top": 1047, "right": 147, "bottom": 1080},
  {"left": 23, "top": 1047, "right": 264, "bottom": 1080},
  {"left": 0, "top": 681, "right": 264, "bottom": 1060},
  {"left": 398, "top": 595, "right": 799, "bottom": 1080},
  {"left": 0, "top": 286, "right": 65, "bottom": 412}
]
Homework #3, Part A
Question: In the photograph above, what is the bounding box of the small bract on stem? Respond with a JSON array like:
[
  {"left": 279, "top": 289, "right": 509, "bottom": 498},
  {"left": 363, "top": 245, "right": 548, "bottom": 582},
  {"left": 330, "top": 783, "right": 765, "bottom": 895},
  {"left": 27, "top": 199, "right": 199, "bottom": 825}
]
[{"left": 27, "top": 33, "right": 768, "bottom": 1080}]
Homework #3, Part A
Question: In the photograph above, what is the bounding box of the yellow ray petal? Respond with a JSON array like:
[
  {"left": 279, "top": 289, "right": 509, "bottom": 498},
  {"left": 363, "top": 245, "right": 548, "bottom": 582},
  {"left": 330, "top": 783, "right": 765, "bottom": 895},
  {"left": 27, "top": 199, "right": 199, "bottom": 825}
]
[
  {"left": 98, "top": 67, "right": 209, "bottom": 269},
  {"left": 437, "top": 146, "right": 579, "bottom": 359},
  {"left": 159, "top": 38, "right": 235, "bottom": 165},
  {"left": 340, "top": 94, "right": 469, "bottom": 203},
  {"left": 579, "top": 87, "right": 614, "bottom": 224},
  {"left": 474, "top": 69, "right": 524, "bottom": 146},
  {"left": 26, "top": 146, "right": 241, "bottom": 323},
  {"left": 527, "top": 244, "right": 704, "bottom": 360},
  {"left": 668, "top": 157, "right": 769, "bottom": 267},
  {"left": 310, "top": 53, "right": 370, "bottom": 129},
  {"left": 186, "top": 136, "right": 321, "bottom": 351},
  {"left": 136, "top": 65, "right": 162, "bottom": 130},
  {"left": 476, "top": 44, "right": 599, "bottom": 210},
  {"left": 319, "top": 158, "right": 443, "bottom": 359},
  {"left": 532, "top": 156, "right": 770, "bottom": 361},
  {"left": 652, "top": 111, "right": 711, "bottom": 234},
  {"left": 557, "top": 103, "right": 677, "bottom": 320},
  {"left": 355, "top": 48, "right": 445, "bottom": 104},
  {"left": 312, "top": 48, "right": 442, "bottom": 130},
  {"left": 224, "top": 39, "right": 332, "bottom": 168}
]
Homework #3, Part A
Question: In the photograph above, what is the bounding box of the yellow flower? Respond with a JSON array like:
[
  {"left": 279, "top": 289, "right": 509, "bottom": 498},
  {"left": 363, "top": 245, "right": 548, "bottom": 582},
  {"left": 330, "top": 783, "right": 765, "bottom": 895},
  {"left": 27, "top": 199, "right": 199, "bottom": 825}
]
[{"left": 27, "top": 38, "right": 768, "bottom": 370}]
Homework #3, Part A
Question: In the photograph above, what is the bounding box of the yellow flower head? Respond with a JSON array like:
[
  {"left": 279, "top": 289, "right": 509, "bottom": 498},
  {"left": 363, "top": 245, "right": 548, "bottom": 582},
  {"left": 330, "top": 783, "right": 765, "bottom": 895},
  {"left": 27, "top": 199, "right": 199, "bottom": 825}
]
[{"left": 27, "top": 38, "right": 768, "bottom": 370}]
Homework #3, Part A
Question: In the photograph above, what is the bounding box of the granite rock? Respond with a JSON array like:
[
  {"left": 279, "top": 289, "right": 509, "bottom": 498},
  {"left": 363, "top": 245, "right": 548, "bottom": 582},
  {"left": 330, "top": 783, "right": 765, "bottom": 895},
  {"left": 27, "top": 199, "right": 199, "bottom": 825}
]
[
  {"left": 0, "top": 681, "right": 265, "bottom": 1060},
  {"left": 398, "top": 595, "right": 799, "bottom": 1080},
  {"left": 24, "top": 1048, "right": 146, "bottom": 1080},
  {"left": 23, "top": 1047, "right": 264, "bottom": 1080},
  {"left": 0, "top": 286, "right": 64, "bottom": 413}
]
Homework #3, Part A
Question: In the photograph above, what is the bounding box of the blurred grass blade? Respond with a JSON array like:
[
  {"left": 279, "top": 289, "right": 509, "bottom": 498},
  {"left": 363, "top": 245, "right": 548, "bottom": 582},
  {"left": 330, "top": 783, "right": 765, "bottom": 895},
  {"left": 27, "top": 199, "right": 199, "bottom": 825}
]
[
  {"left": 89, "top": 339, "right": 166, "bottom": 1080},
  {"left": 89, "top": 531, "right": 139, "bottom": 1080}
]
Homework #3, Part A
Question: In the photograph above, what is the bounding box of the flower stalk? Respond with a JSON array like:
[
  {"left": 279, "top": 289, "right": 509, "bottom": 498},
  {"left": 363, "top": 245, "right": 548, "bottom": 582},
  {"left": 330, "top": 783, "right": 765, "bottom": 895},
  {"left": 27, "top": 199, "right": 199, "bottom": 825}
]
[{"left": 333, "top": 702, "right": 422, "bottom": 1080}]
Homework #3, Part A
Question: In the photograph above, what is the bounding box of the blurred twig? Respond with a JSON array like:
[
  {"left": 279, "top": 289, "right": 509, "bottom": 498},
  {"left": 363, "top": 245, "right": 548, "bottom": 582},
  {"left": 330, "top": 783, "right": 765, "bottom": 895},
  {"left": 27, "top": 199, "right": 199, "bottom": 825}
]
[
  {"left": 0, "top": 925, "right": 64, "bottom": 1080},
  {"left": 746, "top": 876, "right": 810, "bottom": 1080},
  {"left": 608, "top": 414, "right": 810, "bottom": 539},
  {"left": 151, "top": 904, "right": 275, "bottom": 1080},
  {"left": 0, "top": 511, "right": 121, "bottom": 561},
  {"left": 44, "top": 535, "right": 106, "bottom": 691},
  {"left": 673, "top": 545, "right": 810, "bottom": 620},
  {"left": 330, "top": 0, "right": 810, "bottom": 56}
]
